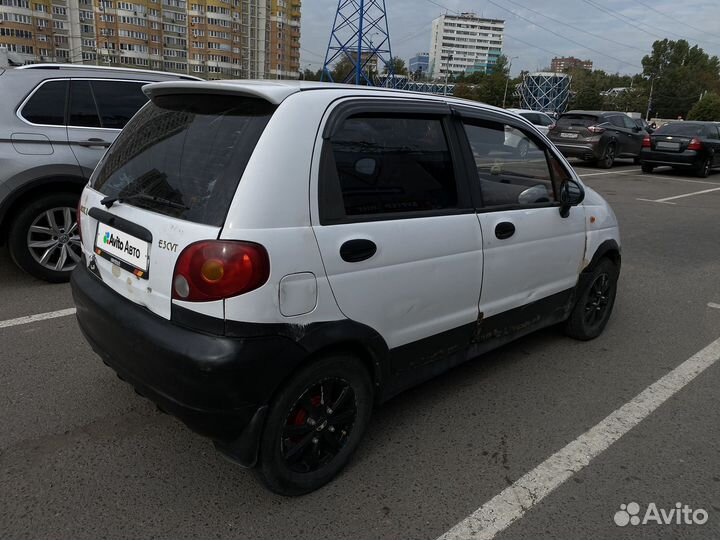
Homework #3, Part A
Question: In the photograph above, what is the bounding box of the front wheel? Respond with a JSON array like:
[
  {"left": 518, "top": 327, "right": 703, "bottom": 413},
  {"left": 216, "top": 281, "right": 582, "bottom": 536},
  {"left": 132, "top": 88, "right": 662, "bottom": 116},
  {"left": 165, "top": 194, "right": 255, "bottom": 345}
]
[
  {"left": 565, "top": 258, "right": 619, "bottom": 341},
  {"left": 8, "top": 192, "right": 82, "bottom": 282},
  {"left": 256, "top": 354, "right": 373, "bottom": 496}
]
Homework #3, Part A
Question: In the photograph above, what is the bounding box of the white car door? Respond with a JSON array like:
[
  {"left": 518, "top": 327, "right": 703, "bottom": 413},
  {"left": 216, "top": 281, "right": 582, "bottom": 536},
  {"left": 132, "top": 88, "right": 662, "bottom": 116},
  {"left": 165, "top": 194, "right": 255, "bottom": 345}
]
[
  {"left": 311, "top": 101, "right": 484, "bottom": 372},
  {"left": 455, "top": 108, "right": 586, "bottom": 324}
]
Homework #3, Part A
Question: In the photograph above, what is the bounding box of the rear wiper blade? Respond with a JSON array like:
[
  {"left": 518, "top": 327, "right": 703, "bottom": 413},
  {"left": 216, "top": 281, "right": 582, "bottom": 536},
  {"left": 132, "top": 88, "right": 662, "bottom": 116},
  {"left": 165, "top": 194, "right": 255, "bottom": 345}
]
[{"left": 100, "top": 192, "right": 189, "bottom": 210}]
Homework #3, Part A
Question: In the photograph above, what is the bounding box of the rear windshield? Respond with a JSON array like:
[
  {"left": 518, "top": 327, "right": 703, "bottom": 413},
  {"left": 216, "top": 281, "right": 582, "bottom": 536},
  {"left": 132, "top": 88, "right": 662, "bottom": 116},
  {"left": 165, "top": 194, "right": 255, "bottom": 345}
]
[
  {"left": 557, "top": 114, "right": 600, "bottom": 128},
  {"left": 92, "top": 94, "right": 275, "bottom": 226},
  {"left": 654, "top": 123, "right": 706, "bottom": 137}
]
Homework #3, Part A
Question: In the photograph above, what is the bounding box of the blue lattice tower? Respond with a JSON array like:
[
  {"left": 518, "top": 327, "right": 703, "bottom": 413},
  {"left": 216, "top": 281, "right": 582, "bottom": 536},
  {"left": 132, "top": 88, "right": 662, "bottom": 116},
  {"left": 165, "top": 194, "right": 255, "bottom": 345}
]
[{"left": 322, "top": 0, "right": 395, "bottom": 86}]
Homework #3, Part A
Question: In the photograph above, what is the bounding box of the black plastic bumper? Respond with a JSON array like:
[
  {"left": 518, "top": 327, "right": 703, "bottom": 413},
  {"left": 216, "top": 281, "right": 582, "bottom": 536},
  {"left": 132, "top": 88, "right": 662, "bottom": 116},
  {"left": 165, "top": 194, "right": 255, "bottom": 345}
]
[
  {"left": 552, "top": 141, "right": 602, "bottom": 160},
  {"left": 640, "top": 149, "right": 700, "bottom": 168},
  {"left": 71, "top": 263, "right": 307, "bottom": 465}
]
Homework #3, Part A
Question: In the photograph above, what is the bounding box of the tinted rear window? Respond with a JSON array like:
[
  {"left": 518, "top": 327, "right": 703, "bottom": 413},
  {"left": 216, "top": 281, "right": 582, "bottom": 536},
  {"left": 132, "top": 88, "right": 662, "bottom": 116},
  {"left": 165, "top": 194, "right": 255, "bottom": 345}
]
[
  {"left": 557, "top": 114, "right": 599, "bottom": 128},
  {"left": 92, "top": 94, "right": 275, "bottom": 226},
  {"left": 654, "top": 123, "right": 706, "bottom": 137}
]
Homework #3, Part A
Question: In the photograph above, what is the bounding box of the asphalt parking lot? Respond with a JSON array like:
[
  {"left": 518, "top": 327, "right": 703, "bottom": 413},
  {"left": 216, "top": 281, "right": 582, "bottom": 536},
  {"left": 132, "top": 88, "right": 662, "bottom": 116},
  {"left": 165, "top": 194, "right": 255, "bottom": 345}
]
[{"left": 2, "top": 161, "right": 720, "bottom": 540}]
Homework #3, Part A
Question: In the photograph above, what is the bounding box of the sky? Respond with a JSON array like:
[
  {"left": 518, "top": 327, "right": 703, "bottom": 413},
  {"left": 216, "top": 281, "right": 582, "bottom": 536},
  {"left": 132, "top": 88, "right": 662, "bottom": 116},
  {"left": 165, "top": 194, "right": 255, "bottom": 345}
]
[{"left": 298, "top": 0, "right": 720, "bottom": 76}]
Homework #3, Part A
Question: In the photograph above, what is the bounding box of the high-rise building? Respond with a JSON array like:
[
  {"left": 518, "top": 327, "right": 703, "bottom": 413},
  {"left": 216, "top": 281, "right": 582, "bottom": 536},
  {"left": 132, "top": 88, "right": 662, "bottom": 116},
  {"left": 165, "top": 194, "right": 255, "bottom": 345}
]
[
  {"left": 268, "top": 0, "right": 299, "bottom": 79},
  {"left": 408, "top": 52, "right": 428, "bottom": 76},
  {"left": 429, "top": 12, "right": 504, "bottom": 79},
  {"left": 550, "top": 56, "right": 592, "bottom": 73},
  {"left": 0, "top": 0, "right": 287, "bottom": 79}
]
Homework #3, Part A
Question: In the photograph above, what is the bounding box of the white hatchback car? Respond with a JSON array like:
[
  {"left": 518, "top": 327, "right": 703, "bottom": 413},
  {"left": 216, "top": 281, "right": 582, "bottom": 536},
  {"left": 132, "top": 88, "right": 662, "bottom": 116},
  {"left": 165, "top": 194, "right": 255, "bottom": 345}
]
[{"left": 72, "top": 81, "right": 621, "bottom": 495}]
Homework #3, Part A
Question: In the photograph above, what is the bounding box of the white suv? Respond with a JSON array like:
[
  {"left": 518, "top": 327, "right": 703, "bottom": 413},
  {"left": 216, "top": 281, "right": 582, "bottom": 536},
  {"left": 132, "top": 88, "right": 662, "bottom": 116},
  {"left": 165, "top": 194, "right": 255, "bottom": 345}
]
[{"left": 71, "top": 81, "right": 621, "bottom": 495}]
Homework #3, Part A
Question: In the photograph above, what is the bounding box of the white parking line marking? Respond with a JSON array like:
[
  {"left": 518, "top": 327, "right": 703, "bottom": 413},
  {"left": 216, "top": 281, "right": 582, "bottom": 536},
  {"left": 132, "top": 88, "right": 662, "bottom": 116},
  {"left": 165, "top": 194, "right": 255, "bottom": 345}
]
[
  {"left": 578, "top": 170, "right": 637, "bottom": 177},
  {"left": 0, "top": 308, "right": 76, "bottom": 329},
  {"left": 438, "top": 335, "right": 720, "bottom": 540},
  {"left": 644, "top": 186, "right": 720, "bottom": 203},
  {"left": 708, "top": 303, "right": 720, "bottom": 310}
]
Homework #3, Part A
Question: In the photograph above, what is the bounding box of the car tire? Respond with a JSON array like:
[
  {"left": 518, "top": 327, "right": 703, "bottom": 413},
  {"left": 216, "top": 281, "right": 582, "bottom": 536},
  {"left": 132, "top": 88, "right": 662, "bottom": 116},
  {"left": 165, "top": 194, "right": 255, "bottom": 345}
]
[
  {"left": 641, "top": 163, "right": 654, "bottom": 174},
  {"left": 696, "top": 156, "right": 712, "bottom": 178},
  {"left": 256, "top": 354, "right": 374, "bottom": 496},
  {"left": 8, "top": 192, "right": 82, "bottom": 283},
  {"left": 565, "top": 257, "right": 619, "bottom": 341},
  {"left": 597, "top": 143, "right": 616, "bottom": 169}
]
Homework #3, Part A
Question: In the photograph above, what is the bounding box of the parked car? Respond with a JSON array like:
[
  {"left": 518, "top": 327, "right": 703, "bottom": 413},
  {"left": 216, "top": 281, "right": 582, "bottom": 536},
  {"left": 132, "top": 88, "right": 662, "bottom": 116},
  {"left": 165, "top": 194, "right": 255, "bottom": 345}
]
[
  {"left": 548, "top": 110, "right": 646, "bottom": 168},
  {"left": 71, "top": 81, "right": 621, "bottom": 495},
  {"left": 0, "top": 64, "right": 199, "bottom": 282},
  {"left": 640, "top": 121, "right": 720, "bottom": 177},
  {"left": 507, "top": 108, "right": 556, "bottom": 135},
  {"left": 506, "top": 109, "right": 556, "bottom": 157}
]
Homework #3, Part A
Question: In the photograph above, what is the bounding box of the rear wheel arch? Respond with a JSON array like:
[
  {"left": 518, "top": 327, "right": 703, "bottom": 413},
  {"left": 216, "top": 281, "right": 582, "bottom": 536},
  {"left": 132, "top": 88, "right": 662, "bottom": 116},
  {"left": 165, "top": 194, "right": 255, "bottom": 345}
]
[{"left": 0, "top": 175, "right": 86, "bottom": 242}]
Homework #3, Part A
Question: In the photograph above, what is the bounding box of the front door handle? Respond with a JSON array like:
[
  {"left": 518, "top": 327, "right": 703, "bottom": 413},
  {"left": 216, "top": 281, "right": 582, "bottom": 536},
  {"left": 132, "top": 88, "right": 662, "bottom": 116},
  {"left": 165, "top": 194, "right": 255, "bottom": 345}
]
[
  {"left": 77, "top": 138, "right": 111, "bottom": 148},
  {"left": 340, "top": 239, "right": 377, "bottom": 263},
  {"left": 495, "top": 221, "right": 516, "bottom": 240}
]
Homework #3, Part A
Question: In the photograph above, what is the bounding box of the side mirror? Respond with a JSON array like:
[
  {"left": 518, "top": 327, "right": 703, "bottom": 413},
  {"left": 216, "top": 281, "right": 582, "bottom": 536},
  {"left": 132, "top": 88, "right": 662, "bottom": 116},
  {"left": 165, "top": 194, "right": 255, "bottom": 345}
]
[{"left": 559, "top": 178, "right": 585, "bottom": 218}]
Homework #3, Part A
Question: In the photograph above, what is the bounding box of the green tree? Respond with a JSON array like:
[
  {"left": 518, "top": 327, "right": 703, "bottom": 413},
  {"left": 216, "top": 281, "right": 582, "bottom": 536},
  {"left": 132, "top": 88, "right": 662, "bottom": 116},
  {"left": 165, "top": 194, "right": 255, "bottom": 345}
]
[
  {"left": 385, "top": 56, "right": 408, "bottom": 76},
  {"left": 329, "top": 56, "right": 356, "bottom": 83},
  {"left": 642, "top": 39, "right": 720, "bottom": 118},
  {"left": 687, "top": 92, "right": 720, "bottom": 121}
]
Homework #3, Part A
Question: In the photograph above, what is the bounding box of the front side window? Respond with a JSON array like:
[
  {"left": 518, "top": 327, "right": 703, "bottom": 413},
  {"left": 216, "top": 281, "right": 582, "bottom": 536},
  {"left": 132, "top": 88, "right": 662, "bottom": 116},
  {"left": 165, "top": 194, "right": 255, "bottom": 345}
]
[
  {"left": 323, "top": 115, "right": 458, "bottom": 220},
  {"left": 20, "top": 80, "right": 68, "bottom": 126},
  {"left": 462, "top": 119, "right": 558, "bottom": 208},
  {"left": 621, "top": 115, "right": 637, "bottom": 130}
]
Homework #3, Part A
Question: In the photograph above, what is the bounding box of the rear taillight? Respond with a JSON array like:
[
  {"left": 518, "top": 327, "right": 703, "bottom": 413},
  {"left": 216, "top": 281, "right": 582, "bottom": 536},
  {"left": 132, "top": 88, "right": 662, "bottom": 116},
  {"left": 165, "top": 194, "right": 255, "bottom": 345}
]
[
  {"left": 688, "top": 138, "right": 703, "bottom": 151},
  {"left": 587, "top": 125, "right": 605, "bottom": 134},
  {"left": 642, "top": 135, "right": 651, "bottom": 148},
  {"left": 172, "top": 240, "right": 270, "bottom": 302}
]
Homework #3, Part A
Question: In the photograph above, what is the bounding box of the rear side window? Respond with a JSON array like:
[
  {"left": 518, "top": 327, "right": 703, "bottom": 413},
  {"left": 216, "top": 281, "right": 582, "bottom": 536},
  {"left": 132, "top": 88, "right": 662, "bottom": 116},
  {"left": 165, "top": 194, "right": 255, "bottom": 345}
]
[
  {"left": 92, "top": 94, "right": 275, "bottom": 226},
  {"left": 322, "top": 115, "right": 458, "bottom": 220},
  {"left": 557, "top": 114, "right": 599, "bottom": 128},
  {"left": 20, "top": 80, "right": 67, "bottom": 126},
  {"left": 608, "top": 116, "right": 625, "bottom": 128},
  {"left": 91, "top": 81, "right": 148, "bottom": 129}
]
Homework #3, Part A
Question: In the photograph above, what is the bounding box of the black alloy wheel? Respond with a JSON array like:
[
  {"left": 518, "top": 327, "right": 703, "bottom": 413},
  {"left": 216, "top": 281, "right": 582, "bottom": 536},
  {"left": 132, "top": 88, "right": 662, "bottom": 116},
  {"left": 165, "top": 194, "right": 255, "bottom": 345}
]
[
  {"left": 256, "top": 354, "right": 373, "bottom": 496},
  {"left": 565, "top": 257, "right": 618, "bottom": 340},
  {"left": 281, "top": 377, "right": 358, "bottom": 474},
  {"left": 583, "top": 272, "right": 612, "bottom": 327}
]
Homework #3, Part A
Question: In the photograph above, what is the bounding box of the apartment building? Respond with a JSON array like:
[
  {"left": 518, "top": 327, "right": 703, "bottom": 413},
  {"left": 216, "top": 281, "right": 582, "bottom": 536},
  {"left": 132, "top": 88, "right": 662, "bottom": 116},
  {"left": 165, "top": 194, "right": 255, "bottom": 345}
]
[
  {"left": 0, "top": 0, "right": 288, "bottom": 78},
  {"left": 550, "top": 56, "right": 592, "bottom": 73},
  {"left": 268, "top": 0, "right": 299, "bottom": 78},
  {"left": 429, "top": 12, "right": 504, "bottom": 79}
]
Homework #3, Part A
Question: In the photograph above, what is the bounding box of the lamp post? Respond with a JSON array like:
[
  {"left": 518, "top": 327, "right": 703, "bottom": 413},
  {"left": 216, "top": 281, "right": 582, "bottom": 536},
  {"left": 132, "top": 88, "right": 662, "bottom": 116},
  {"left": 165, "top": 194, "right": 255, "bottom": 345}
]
[
  {"left": 444, "top": 53, "right": 453, "bottom": 96},
  {"left": 646, "top": 75, "right": 661, "bottom": 121},
  {"left": 502, "top": 55, "right": 519, "bottom": 109}
]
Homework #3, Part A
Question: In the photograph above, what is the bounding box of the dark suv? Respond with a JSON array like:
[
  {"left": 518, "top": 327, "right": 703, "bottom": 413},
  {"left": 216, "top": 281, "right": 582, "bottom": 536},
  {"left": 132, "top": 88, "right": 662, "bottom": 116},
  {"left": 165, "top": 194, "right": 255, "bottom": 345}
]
[
  {"left": 0, "top": 64, "right": 198, "bottom": 282},
  {"left": 548, "top": 110, "right": 646, "bottom": 168}
]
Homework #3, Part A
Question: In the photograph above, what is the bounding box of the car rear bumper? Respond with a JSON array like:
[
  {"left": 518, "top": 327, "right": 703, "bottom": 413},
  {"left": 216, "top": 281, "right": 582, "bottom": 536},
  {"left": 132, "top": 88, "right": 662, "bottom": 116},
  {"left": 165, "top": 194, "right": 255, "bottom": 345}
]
[
  {"left": 640, "top": 149, "right": 701, "bottom": 167},
  {"left": 71, "top": 263, "right": 307, "bottom": 466},
  {"left": 551, "top": 141, "right": 602, "bottom": 160}
]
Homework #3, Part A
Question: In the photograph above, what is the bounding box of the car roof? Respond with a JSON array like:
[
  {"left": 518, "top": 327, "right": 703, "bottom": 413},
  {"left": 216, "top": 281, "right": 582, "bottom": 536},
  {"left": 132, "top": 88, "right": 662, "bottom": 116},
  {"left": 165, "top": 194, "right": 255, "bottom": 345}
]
[
  {"left": 507, "top": 108, "right": 550, "bottom": 115},
  {"left": 15, "top": 63, "right": 201, "bottom": 81},
  {"left": 143, "top": 79, "right": 517, "bottom": 114},
  {"left": 562, "top": 110, "right": 626, "bottom": 117}
]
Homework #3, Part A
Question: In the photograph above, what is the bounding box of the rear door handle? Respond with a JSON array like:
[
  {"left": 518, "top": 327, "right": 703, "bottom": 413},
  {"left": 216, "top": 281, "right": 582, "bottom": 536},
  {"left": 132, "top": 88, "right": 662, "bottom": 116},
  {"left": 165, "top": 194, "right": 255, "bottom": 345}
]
[
  {"left": 340, "top": 239, "right": 377, "bottom": 263},
  {"left": 495, "top": 221, "right": 516, "bottom": 240},
  {"left": 77, "top": 138, "right": 111, "bottom": 148}
]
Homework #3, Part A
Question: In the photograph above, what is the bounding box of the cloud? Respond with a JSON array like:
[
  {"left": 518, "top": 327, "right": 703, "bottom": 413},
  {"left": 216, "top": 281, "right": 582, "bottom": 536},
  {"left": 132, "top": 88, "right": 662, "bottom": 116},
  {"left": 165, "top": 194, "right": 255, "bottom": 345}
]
[{"left": 299, "top": 0, "right": 720, "bottom": 75}]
